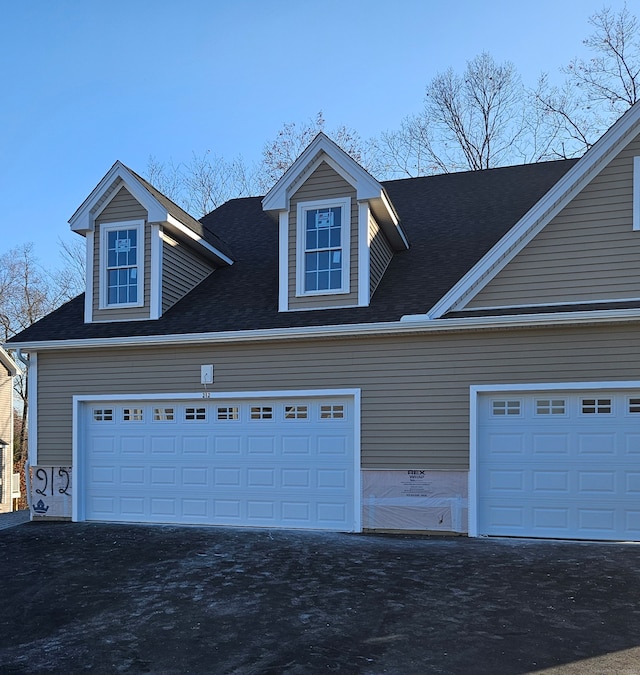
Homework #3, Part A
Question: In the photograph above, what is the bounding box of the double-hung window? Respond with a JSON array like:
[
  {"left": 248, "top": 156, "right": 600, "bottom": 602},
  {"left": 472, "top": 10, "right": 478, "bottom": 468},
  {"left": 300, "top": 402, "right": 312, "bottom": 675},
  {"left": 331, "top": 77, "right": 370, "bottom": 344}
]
[
  {"left": 100, "top": 220, "right": 144, "bottom": 307},
  {"left": 297, "top": 198, "right": 350, "bottom": 295}
]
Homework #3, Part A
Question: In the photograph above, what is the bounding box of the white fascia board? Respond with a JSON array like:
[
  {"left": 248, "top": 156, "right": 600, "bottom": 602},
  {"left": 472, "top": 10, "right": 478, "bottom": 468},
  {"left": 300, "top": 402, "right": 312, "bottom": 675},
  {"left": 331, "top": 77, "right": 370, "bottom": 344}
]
[
  {"left": 374, "top": 190, "right": 408, "bottom": 250},
  {"left": 278, "top": 211, "right": 289, "bottom": 312},
  {"left": 73, "top": 388, "right": 360, "bottom": 403},
  {"left": 9, "top": 306, "right": 640, "bottom": 352},
  {"left": 0, "top": 347, "right": 18, "bottom": 376},
  {"left": 472, "top": 380, "right": 640, "bottom": 394},
  {"left": 165, "top": 215, "right": 234, "bottom": 266},
  {"left": 150, "top": 224, "right": 162, "bottom": 320},
  {"left": 358, "top": 202, "right": 370, "bottom": 306},
  {"left": 69, "top": 161, "right": 168, "bottom": 232},
  {"left": 28, "top": 352, "right": 37, "bottom": 465},
  {"left": 84, "top": 231, "right": 94, "bottom": 323},
  {"left": 424, "top": 105, "right": 640, "bottom": 320},
  {"left": 262, "top": 133, "right": 382, "bottom": 212}
]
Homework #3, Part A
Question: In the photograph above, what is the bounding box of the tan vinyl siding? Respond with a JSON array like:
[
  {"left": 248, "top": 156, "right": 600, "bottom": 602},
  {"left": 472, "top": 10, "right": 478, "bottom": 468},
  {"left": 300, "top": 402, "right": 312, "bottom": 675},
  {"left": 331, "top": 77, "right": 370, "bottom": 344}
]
[
  {"left": 92, "top": 187, "right": 150, "bottom": 321},
  {"left": 288, "top": 161, "right": 359, "bottom": 309},
  {"left": 161, "top": 233, "right": 215, "bottom": 313},
  {"left": 467, "top": 134, "right": 640, "bottom": 309},
  {"left": 0, "top": 374, "right": 12, "bottom": 512},
  {"left": 36, "top": 322, "right": 640, "bottom": 469},
  {"left": 369, "top": 213, "right": 393, "bottom": 298}
]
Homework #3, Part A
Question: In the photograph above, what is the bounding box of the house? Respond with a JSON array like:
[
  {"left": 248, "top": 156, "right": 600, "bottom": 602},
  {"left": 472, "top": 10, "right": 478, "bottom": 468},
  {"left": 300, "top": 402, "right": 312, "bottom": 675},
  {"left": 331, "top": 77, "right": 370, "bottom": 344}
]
[
  {"left": 0, "top": 347, "right": 18, "bottom": 514},
  {"left": 7, "top": 101, "right": 640, "bottom": 540}
]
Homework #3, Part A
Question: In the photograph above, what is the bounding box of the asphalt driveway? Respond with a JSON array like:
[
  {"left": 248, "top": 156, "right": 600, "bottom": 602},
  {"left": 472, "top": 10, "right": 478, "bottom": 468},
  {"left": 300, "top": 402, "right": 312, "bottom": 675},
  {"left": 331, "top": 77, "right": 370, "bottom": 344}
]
[{"left": 1, "top": 522, "right": 640, "bottom": 674}]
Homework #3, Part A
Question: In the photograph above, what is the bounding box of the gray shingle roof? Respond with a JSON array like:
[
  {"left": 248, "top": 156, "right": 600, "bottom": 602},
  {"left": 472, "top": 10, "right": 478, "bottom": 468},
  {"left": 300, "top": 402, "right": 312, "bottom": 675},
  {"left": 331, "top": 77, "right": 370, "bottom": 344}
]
[
  {"left": 8, "top": 159, "right": 578, "bottom": 344},
  {"left": 124, "top": 165, "right": 235, "bottom": 261}
]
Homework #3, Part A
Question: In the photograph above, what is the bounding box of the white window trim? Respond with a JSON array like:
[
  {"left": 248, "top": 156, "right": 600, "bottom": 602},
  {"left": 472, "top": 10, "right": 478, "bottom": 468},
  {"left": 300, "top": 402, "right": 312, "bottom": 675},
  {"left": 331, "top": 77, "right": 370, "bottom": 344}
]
[
  {"left": 99, "top": 220, "right": 145, "bottom": 310},
  {"left": 296, "top": 197, "right": 351, "bottom": 297}
]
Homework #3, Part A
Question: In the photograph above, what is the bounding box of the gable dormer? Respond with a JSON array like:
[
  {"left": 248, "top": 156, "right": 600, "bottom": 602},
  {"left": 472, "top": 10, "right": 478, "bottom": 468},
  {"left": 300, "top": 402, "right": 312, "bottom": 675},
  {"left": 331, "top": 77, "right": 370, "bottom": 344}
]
[
  {"left": 69, "top": 162, "right": 234, "bottom": 324},
  {"left": 262, "top": 133, "right": 408, "bottom": 312}
]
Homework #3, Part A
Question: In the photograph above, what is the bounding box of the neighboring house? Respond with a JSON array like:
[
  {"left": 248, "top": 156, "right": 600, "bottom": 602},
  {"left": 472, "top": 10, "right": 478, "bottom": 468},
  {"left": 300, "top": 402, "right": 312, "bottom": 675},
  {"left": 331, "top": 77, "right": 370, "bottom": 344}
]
[
  {"left": 8, "top": 101, "right": 640, "bottom": 540},
  {"left": 0, "top": 347, "right": 18, "bottom": 514}
]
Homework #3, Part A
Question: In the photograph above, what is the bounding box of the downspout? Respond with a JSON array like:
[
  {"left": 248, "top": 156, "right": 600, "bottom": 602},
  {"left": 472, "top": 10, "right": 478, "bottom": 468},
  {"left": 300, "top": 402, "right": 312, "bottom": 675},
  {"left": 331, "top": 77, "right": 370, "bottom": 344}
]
[{"left": 14, "top": 349, "right": 31, "bottom": 514}]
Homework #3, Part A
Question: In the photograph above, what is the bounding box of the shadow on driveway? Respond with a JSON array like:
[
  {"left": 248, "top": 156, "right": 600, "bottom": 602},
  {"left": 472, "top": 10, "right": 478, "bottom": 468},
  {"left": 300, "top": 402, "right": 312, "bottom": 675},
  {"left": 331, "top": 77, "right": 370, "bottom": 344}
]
[{"left": 1, "top": 522, "right": 640, "bottom": 674}]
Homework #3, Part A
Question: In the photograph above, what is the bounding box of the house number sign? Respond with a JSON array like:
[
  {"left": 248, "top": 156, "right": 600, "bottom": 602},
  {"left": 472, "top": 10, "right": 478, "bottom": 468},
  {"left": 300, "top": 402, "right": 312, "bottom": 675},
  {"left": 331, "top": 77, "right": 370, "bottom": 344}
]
[{"left": 31, "top": 466, "right": 72, "bottom": 518}]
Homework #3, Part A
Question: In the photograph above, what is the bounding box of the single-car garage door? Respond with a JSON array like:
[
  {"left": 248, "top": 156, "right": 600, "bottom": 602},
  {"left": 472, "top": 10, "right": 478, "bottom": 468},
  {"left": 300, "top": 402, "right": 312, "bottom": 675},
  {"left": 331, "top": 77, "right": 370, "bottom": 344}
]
[
  {"left": 478, "top": 389, "right": 640, "bottom": 540},
  {"left": 79, "top": 394, "right": 358, "bottom": 531}
]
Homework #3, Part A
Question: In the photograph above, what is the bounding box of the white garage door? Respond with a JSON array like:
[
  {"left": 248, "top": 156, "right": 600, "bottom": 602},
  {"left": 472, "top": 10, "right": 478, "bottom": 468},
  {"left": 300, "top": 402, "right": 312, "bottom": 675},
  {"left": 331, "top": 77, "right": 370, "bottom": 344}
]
[
  {"left": 478, "top": 389, "right": 640, "bottom": 540},
  {"left": 81, "top": 395, "right": 357, "bottom": 531}
]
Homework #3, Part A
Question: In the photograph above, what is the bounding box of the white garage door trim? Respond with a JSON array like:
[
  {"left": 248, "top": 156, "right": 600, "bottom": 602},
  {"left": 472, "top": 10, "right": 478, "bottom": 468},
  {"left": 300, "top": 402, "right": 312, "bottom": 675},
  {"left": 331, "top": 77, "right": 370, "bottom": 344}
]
[
  {"left": 72, "top": 388, "right": 361, "bottom": 531},
  {"left": 470, "top": 380, "right": 640, "bottom": 540}
]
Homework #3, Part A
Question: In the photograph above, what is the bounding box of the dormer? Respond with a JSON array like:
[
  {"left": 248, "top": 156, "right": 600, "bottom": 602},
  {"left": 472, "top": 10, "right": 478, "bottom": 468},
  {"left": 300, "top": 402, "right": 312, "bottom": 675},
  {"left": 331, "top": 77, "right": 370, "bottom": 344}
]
[
  {"left": 69, "top": 161, "right": 234, "bottom": 324},
  {"left": 262, "top": 133, "right": 408, "bottom": 312}
]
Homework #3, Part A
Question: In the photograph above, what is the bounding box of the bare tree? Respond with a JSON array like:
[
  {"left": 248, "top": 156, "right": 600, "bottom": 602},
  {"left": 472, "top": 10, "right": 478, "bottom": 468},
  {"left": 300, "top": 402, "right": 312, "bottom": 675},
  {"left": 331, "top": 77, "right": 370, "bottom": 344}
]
[
  {"left": 258, "top": 111, "right": 371, "bottom": 191},
  {"left": 146, "top": 152, "right": 257, "bottom": 218},
  {"left": 570, "top": 4, "right": 640, "bottom": 114},
  {"left": 367, "top": 115, "right": 438, "bottom": 178},
  {"left": 535, "top": 4, "right": 640, "bottom": 156},
  {"left": 428, "top": 53, "right": 525, "bottom": 171},
  {"left": 373, "top": 53, "right": 528, "bottom": 177},
  {"left": 0, "top": 243, "right": 76, "bottom": 482},
  {"left": 54, "top": 236, "right": 86, "bottom": 300},
  {"left": 145, "top": 112, "right": 373, "bottom": 209}
]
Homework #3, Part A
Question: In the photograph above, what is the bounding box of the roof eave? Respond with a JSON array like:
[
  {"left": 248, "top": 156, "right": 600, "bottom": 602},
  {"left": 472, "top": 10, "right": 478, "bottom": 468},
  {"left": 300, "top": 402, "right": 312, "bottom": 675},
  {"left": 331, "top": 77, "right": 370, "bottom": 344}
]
[
  {"left": 68, "top": 162, "right": 234, "bottom": 266},
  {"left": 423, "top": 102, "right": 640, "bottom": 320},
  {"left": 8, "top": 306, "right": 640, "bottom": 352}
]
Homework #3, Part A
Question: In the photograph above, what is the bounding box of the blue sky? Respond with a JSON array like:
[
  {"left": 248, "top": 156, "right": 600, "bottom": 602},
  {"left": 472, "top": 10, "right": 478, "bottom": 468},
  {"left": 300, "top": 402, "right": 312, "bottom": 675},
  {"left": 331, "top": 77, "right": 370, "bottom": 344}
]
[{"left": 0, "top": 0, "right": 630, "bottom": 269}]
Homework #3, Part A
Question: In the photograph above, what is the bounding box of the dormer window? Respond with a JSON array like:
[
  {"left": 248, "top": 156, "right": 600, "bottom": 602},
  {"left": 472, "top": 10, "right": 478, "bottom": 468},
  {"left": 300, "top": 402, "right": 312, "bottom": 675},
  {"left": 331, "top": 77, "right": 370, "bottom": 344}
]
[
  {"left": 100, "top": 220, "right": 144, "bottom": 308},
  {"left": 297, "top": 197, "right": 350, "bottom": 296}
]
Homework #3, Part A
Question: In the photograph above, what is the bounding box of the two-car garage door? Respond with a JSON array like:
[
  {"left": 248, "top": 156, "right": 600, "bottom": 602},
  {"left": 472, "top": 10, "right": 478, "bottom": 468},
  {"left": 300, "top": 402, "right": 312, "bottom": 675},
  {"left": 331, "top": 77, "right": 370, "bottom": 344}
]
[
  {"left": 79, "top": 394, "right": 357, "bottom": 531},
  {"left": 478, "top": 389, "right": 640, "bottom": 541}
]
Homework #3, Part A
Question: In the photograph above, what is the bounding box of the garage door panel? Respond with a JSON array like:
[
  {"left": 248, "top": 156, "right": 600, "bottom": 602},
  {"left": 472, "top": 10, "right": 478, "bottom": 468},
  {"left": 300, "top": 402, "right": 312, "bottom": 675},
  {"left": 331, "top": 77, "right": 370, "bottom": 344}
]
[
  {"left": 625, "top": 434, "right": 640, "bottom": 454},
  {"left": 120, "top": 466, "right": 145, "bottom": 485},
  {"left": 213, "top": 436, "right": 241, "bottom": 454},
  {"left": 248, "top": 436, "right": 276, "bottom": 454},
  {"left": 532, "top": 433, "right": 570, "bottom": 455},
  {"left": 182, "top": 436, "right": 209, "bottom": 454},
  {"left": 577, "top": 433, "right": 616, "bottom": 455},
  {"left": 479, "top": 390, "right": 640, "bottom": 541},
  {"left": 282, "top": 436, "right": 311, "bottom": 455},
  {"left": 150, "top": 436, "right": 177, "bottom": 455},
  {"left": 83, "top": 397, "right": 356, "bottom": 531},
  {"left": 533, "top": 470, "right": 569, "bottom": 493},
  {"left": 91, "top": 436, "right": 116, "bottom": 454},
  {"left": 120, "top": 436, "right": 146, "bottom": 454},
  {"left": 533, "top": 507, "right": 569, "bottom": 531}
]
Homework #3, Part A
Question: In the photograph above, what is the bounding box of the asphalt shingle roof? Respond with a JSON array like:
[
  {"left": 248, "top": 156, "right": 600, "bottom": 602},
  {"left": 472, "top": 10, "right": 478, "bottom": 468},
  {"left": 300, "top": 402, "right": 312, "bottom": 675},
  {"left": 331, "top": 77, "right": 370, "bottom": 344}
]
[{"left": 8, "top": 159, "right": 579, "bottom": 344}]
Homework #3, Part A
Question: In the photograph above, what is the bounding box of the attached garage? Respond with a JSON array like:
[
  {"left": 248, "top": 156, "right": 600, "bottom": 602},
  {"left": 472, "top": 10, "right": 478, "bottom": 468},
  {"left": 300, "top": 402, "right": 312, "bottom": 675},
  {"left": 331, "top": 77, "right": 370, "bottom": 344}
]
[
  {"left": 73, "top": 391, "right": 360, "bottom": 532},
  {"left": 473, "top": 384, "right": 640, "bottom": 541}
]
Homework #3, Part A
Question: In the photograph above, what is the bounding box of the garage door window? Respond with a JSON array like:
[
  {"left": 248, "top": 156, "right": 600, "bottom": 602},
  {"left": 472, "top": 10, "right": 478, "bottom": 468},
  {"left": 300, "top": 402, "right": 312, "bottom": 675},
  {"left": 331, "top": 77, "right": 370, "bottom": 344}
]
[
  {"left": 123, "top": 408, "right": 143, "bottom": 422},
  {"left": 185, "top": 407, "right": 207, "bottom": 421},
  {"left": 491, "top": 400, "right": 521, "bottom": 416},
  {"left": 628, "top": 397, "right": 640, "bottom": 413},
  {"left": 285, "top": 405, "right": 308, "bottom": 419},
  {"left": 154, "top": 407, "right": 175, "bottom": 421},
  {"left": 251, "top": 406, "right": 273, "bottom": 420},
  {"left": 535, "top": 399, "right": 566, "bottom": 415},
  {"left": 93, "top": 408, "right": 113, "bottom": 422},
  {"left": 321, "top": 404, "right": 344, "bottom": 419},
  {"left": 217, "top": 406, "right": 239, "bottom": 420},
  {"left": 581, "top": 398, "right": 612, "bottom": 414}
]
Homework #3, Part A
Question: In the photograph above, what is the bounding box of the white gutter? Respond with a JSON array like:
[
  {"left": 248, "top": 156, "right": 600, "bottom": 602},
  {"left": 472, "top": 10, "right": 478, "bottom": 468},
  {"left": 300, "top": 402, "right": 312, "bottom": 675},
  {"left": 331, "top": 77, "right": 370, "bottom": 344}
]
[
  {"left": 5, "top": 306, "right": 640, "bottom": 352},
  {"left": 12, "top": 348, "right": 27, "bottom": 373}
]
